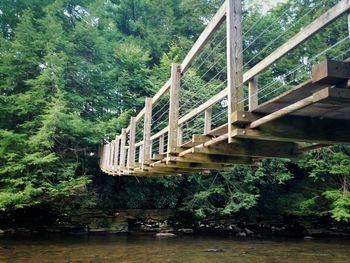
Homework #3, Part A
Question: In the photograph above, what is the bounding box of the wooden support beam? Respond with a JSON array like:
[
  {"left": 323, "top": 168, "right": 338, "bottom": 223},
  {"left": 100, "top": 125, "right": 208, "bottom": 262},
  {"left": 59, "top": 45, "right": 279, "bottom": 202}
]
[
  {"left": 227, "top": 0, "right": 244, "bottom": 143},
  {"left": 190, "top": 140, "right": 300, "bottom": 159},
  {"left": 312, "top": 60, "right": 350, "bottom": 85},
  {"left": 127, "top": 117, "right": 136, "bottom": 168},
  {"left": 113, "top": 137, "right": 120, "bottom": 174},
  {"left": 152, "top": 153, "right": 166, "bottom": 161},
  {"left": 231, "top": 115, "right": 350, "bottom": 145},
  {"left": 167, "top": 63, "right": 181, "bottom": 154},
  {"left": 243, "top": 0, "right": 350, "bottom": 83},
  {"left": 159, "top": 134, "right": 164, "bottom": 154},
  {"left": 231, "top": 111, "right": 260, "bottom": 127},
  {"left": 152, "top": 161, "right": 227, "bottom": 169},
  {"left": 119, "top": 129, "right": 127, "bottom": 170},
  {"left": 248, "top": 77, "right": 258, "bottom": 111},
  {"left": 169, "top": 153, "right": 253, "bottom": 165},
  {"left": 204, "top": 107, "right": 212, "bottom": 134},
  {"left": 143, "top": 98, "right": 152, "bottom": 164},
  {"left": 177, "top": 126, "right": 183, "bottom": 146},
  {"left": 138, "top": 145, "right": 143, "bottom": 163}
]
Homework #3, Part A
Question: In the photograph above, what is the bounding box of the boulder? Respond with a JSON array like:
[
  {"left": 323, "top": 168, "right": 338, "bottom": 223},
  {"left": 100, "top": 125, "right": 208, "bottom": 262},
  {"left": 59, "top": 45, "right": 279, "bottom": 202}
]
[
  {"left": 177, "top": 228, "right": 194, "bottom": 234},
  {"left": 156, "top": 232, "right": 176, "bottom": 237}
]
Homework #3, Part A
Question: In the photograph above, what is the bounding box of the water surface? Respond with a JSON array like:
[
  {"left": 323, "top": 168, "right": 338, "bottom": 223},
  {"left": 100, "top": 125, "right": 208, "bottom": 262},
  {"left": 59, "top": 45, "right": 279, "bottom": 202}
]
[{"left": 1, "top": 234, "right": 349, "bottom": 262}]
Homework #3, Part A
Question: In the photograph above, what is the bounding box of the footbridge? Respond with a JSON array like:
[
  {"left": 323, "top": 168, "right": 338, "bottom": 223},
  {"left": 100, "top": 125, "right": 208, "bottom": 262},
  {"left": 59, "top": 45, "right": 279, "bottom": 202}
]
[{"left": 99, "top": 0, "right": 350, "bottom": 176}]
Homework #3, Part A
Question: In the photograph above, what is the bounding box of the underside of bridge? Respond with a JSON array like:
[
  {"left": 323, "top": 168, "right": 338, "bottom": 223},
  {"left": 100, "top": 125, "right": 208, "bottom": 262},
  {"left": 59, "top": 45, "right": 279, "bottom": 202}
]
[{"left": 99, "top": 0, "right": 350, "bottom": 177}]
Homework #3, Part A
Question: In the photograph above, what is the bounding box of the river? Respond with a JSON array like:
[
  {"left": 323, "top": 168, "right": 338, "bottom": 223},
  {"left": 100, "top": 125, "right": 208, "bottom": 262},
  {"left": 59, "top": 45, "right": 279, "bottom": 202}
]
[{"left": 0, "top": 234, "right": 349, "bottom": 262}]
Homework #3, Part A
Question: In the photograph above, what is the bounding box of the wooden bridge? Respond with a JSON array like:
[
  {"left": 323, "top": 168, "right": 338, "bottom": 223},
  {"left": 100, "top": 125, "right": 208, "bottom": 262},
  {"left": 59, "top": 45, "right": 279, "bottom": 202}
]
[{"left": 99, "top": 0, "right": 350, "bottom": 176}]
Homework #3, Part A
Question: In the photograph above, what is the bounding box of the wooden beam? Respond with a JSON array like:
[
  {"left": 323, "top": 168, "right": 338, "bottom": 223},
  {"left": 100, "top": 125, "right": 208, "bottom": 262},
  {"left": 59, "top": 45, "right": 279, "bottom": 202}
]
[
  {"left": 143, "top": 98, "right": 152, "bottom": 164},
  {"left": 119, "top": 129, "right": 127, "bottom": 170},
  {"left": 231, "top": 115, "right": 350, "bottom": 144},
  {"left": 127, "top": 117, "right": 136, "bottom": 168},
  {"left": 227, "top": 0, "right": 244, "bottom": 143},
  {"left": 152, "top": 161, "right": 226, "bottom": 169},
  {"left": 181, "top": 2, "right": 227, "bottom": 73},
  {"left": 204, "top": 107, "right": 212, "bottom": 134},
  {"left": 151, "top": 127, "right": 167, "bottom": 141},
  {"left": 312, "top": 60, "right": 350, "bottom": 85},
  {"left": 113, "top": 136, "right": 120, "bottom": 174},
  {"left": 167, "top": 63, "right": 181, "bottom": 154},
  {"left": 177, "top": 126, "right": 183, "bottom": 146},
  {"left": 159, "top": 133, "right": 164, "bottom": 154},
  {"left": 191, "top": 140, "right": 300, "bottom": 159},
  {"left": 169, "top": 153, "right": 253, "bottom": 165},
  {"left": 248, "top": 77, "right": 258, "bottom": 111},
  {"left": 152, "top": 153, "right": 166, "bottom": 161},
  {"left": 243, "top": 0, "right": 350, "bottom": 83}
]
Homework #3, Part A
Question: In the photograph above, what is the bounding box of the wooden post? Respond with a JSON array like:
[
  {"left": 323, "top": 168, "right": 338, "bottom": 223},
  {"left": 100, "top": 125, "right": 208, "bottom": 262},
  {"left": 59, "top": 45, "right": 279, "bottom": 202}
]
[
  {"left": 105, "top": 143, "right": 110, "bottom": 171},
  {"left": 159, "top": 134, "right": 164, "bottom": 154},
  {"left": 101, "top": 145, "right": 106, "bottom": 169},
  {"left": 204, "top": 107, "right": 212, "bottom": 134},
  {"left": 143, "top": 98, "right": 152, "bottom": 164},
  {"left": 139, "top": 145, "right": 143, "bottom": 163},
  {"left": 119, "top": 129, "right": 127, "bottom": 171},
  {"left": 227, "top": 0, "right": 243, "bottom": 143},
  {"left": 127, "top": 117, "right": 136, "bottom": 169},
  {"left": 248, "top": 77, "right": 258, "bottom": 111},
  {"left": 177, "top": 126, "right": 183, "bottom": 145},
  {"left": 348, "top": 12, "right": 350, "bottom": 40},
  {"left": 167, "top": 63, "right": 181, "bottom": 153},
  {"left": 109, "top": 141, "right": 115, "bottom": 172},
  {"left": 113, "top": 136, "right": 120, "bottom": 174}
]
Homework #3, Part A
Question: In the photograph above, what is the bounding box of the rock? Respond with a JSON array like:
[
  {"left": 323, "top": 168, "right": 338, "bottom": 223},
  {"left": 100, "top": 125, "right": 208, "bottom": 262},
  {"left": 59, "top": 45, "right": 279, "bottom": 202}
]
[
  {"left": 206, "top": 249, "right": 225, "bottom": 253},
  {"left": 4, "top": 229, "right": 16, "bottom": 234},
  {"left": 244, "top": 228, "right": 254, "bottom": 235},
  {"left": 17, "top": 228, "right": 31, "bottom": 233},
  {"left": 304, "top": 236, "right": 314, "bottom": 240},
  {"left": 156, "top": 232, "right": 176, "bottom": 237},
  {"left": 178, "top": 228, "right": 194, "bottom": 234},
  {"left": 237, "top": 232, "right": 246, "bottom": 237}
]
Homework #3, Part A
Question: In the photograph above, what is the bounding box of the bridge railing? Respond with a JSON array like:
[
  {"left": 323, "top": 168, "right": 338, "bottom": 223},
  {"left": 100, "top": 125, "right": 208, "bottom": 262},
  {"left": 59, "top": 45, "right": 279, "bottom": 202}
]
[{"left": 100, "top": 0, "right": 350, "bottom": 175}]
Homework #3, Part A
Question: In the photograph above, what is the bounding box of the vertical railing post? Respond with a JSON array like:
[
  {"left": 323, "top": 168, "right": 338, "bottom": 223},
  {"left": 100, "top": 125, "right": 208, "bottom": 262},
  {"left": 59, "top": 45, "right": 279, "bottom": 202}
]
[
  {"left": 113, "top": 136, "right": 120, "bottom": 175},
  {"left": 159, "top": 134, "right": 164, "bottom": 154},
  {"left": 227, "top": 0, "right": 243, "bottom": 143},
  {"left": 105, "top": 143, "right": 111, "bottom": 172},
  {"left": 348, "top": 12, "right": 350, "bottom": 41},
  {"left": 143, "top": 98, "right": 152, "bottom": 165},
  {"left": 127, "top": 117, "right": 136, "bottom": 169},
  {"left": 177, "top": 126, "right": 183, "bottom": 146},
  {"left": 167, "top": 63, "right": 181, "bottom": 154},
  {"left": 101, "top": 145, "right": 106, "bottom": 170},
  {"left": 119, "top": 128, "right": 127, "bottom": 172},
  {"left": 204, "top": 107, "right": 212, "bottom": 134},
  {"left": 248, "top": 77, "right": 258, "bottom": 111},
  {"left": 109, "top": 141, "right": 115, "bottom": 173},
  {"left": 139, "top": 145, "right": 143, "bottom": 163}
]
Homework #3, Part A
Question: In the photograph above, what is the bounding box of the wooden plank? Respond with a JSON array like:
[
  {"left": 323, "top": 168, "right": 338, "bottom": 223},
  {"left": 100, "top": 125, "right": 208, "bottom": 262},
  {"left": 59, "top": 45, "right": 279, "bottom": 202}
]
[
  {"left": 181, "top": 134, "right": 213, "bottom": 148},
  {"left": 248, "top": 77, "right": 258, "bottom": 111},
  {"left": 127, "top": 117, "right": 136, "bottom": 168},
  {"left": 227, "top": 0, "right": 244, "bottom": 143},
  {"left": 119, "top": 129, "right": 127, "bottom": 169},
  {"left": 167, "top": 63, "right": 181, "bottom": 153},
  {"left": 178, "top": 88, "right": 227, "bottom": 125},
  {"left": 135, "top": 108, "right": 145, "bottom": 122},
  {"left": 253, "top": 80, "right": 326, "bottom": 114},
  {"left": 312, "top": 60, "right": 350, "bottom": 85},
  {"left": 152, "top": 153, "right": 166, "bottom": 161},
  {"left": 206, "top": 123, "right": 228, "bottom": 136},
  {"left": 181, "top": 2, "right": 227, "bottom": 73},
  {"left": 143, "top": 98, "right": 152, "bottom": 164},
  {"left": 191, "top": 140, "right": 300, "bottom": 159},
  {"left": 204, "top": 107, "right": 212, "bottom": 134},
  {"left": 139, "top": 145, "right": 143, "bottom": 163},
  {"left": 231, "top": 111, "right": 260, "bottom": 126},
  {"left": 169, "top": 153, "right": 253, "bottom": 165},
  {"left": 231, "top": 115, "right": 350, "bottom": 144},
  {"left": 243, "top": 0, "right": 350, "bottom": 83},
  {"left": 152, "top": 161, "right": 226, "bottom": 169}
]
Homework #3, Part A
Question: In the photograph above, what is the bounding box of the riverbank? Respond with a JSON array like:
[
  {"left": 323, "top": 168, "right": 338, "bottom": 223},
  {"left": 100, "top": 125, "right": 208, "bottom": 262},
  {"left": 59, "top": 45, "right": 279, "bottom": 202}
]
[{"left": 1, "top": 209, "right": 349, "bottom": 238}]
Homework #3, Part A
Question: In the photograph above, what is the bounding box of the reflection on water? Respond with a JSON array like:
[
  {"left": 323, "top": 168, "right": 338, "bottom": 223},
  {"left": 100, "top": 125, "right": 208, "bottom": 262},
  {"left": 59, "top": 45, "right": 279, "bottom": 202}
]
[{"left": 0, "top": 234, "right": 350, "bottom": 263}]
